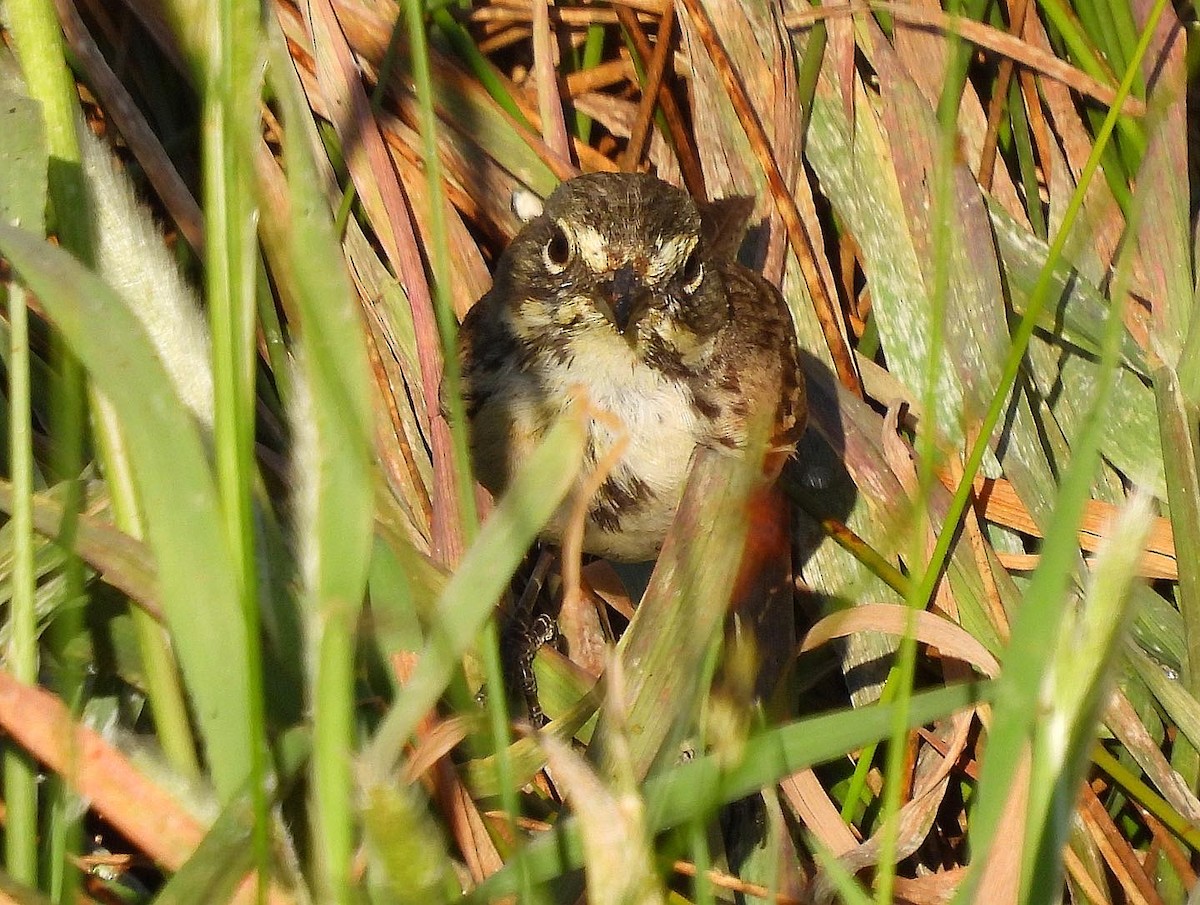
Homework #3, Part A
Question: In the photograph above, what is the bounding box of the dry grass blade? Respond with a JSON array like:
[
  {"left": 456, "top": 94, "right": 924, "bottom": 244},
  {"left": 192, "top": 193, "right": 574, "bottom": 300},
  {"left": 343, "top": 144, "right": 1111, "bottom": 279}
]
[
  {"left": 612, "top": 3, "right": 705, "bottom": 195},
  {"left": 619, "top": 0, "right": 674, "bottom": 171},
  {"left": 559, "top": 406, "right": 627, "bottom": 678},
  {"left": 800, "top": 604, "right": 1000, "bottom": 677},
  {"left": 815, "top": 706, "right": 975, "bottom": 888},
  {"left": 393, "top": 652, "right": 503, "bottom": 882},
  {"left": 1062, "top": 845, "right": 1114, "bottom": 905},
  {"left": 978, "top": 0, "right": 1032, "bottom": 192},
  {"left": 564, "top": 56, "right": 635, "bottom": 94},
  {"left": 973, "top": 477, "right": 1178, "bottom": 578},
  {"left": 470, "top": 6, "right": 656, "bottom": 26},
  {"left": 1133, "top": 1, "right": 1190, "bottom": 357},
  {"left": 670, "top": 860, "right": 806, "bottom": 904},
  {"left": 302, "top": 0, "right": 464, "bottom": 561},
  {"left": 946, "top": 461, "right": 1010, "bottom": 639},
  {"left": 1137, "top": 806, "right": 1197, "bottom": 890},
  {"left": 55, "top": 0, "right": 203, "bottom": 251},
  {"left": 531, "top": 0, "right": 571, "bottom": 159},
  {"left": 675, "top": 0, "right": 860, "bottom": 394},
  {"left": 784, "top": 1, "right": 1147, "bottom": 117},
  {"left": 826, "top": 12, "right": 856, "bottom": 136},
  {"left": 890, "top": 868, "right": 966, "bottom": 904},
  {"left": 1105, "top": 690, "right": 1200, "bottom": 825},
  {"left": 1079, "top": 784, "right": 1162, "bottom": 904},
  {"left": 974, "top": 749, "right": 1029, "bottom": 904},
  {"left": 0, "top": 670, "right": 291, "bottom": 904},
  {"left": 1017, "top": 11, "right": 1127, "bottom": 275},
  {"left": 779, "top": 769, "right": 858, "bottom": 857}
]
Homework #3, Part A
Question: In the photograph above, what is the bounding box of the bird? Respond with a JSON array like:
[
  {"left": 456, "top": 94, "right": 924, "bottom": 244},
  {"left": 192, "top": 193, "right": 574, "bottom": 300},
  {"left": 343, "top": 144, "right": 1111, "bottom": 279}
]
[{"left": 459, "top": 171, "right": 806, "bottom": 563}]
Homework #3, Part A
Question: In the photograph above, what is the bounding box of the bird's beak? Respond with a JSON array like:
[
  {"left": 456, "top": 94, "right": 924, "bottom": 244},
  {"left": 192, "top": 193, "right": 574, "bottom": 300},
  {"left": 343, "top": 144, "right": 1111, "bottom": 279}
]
[{"left": 599, "top": 264, "right": 645, "bottom": 334}]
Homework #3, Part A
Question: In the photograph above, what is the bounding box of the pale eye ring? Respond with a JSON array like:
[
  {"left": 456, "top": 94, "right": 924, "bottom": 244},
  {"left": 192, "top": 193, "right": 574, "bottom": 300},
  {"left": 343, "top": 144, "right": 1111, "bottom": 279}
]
[
  {"left": 543, "top": 220, "right": 574, "bottom": 273},
  {"left": 681, "top": 248, "right": 704, "bottom": 294}
]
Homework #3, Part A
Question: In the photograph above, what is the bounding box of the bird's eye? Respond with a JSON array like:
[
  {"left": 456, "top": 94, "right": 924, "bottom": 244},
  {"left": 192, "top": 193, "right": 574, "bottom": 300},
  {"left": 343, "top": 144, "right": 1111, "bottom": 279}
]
[
  {"left": 543, "top": 221, "right": 574, "bottom": 273},
  {"left": 680, "top": 247, "right": 704, "bottom": 294}
]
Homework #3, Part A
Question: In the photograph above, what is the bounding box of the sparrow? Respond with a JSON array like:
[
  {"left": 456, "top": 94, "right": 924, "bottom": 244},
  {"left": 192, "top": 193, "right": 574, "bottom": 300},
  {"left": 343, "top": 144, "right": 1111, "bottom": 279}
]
[{"left": 459, "top": 172, "right": 806, "bottom": 562}]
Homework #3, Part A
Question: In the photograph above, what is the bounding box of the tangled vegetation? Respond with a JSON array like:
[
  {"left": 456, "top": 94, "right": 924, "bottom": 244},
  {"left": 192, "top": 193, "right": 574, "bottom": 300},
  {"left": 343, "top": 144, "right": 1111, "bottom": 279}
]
[{"left": 0, "top": 0, "right": 1197, "bottom": 902}]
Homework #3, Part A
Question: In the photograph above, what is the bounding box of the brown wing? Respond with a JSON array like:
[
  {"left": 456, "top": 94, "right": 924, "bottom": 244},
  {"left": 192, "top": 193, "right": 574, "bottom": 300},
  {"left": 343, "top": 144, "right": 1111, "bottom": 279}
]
[
  {"left": 708, "top": 264, "right": 804, "bottom": 703},
  {"left": 704, "top": 262, "right": 806, "bottom": 467},
  {"left": 456, "top": 290, "right": 526, "bottom": 496}
]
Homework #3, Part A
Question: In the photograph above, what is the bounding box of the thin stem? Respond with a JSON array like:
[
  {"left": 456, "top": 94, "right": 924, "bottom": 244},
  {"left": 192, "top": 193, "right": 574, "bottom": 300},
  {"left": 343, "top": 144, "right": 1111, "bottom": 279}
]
[
  {"left": 203, "top": 0, "right": 269, "bottom": 896},
  {"left": 3, "top": 284, "right": 38, "bottom": 886},
  {"left": 7, "top": 0, "right": 93, "bottom": 896}
]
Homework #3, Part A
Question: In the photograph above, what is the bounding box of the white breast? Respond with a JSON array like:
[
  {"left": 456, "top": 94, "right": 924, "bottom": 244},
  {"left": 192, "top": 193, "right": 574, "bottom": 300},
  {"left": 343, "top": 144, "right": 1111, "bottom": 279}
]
[{"left": 548, "top": 330, "right": 701, "bottom": 495}]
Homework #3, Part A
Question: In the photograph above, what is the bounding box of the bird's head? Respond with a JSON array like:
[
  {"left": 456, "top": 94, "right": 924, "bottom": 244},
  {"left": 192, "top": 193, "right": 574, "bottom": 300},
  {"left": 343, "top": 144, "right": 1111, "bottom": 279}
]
[{"left": 497, "top": 173, "right": 731, "bottom": 363}]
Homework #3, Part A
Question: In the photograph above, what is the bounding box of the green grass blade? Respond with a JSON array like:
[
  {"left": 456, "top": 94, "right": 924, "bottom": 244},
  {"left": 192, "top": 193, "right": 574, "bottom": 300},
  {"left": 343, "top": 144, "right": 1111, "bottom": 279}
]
[
  {"left": 589, "top": 446, "right": 760, "bottom": 780},
  {"left": 200, "top": 0, "right": 270, "bottom": 889},
  {"left": 0, "top": 225, "right": 255, "bottom": 802},
  {"left": 78, "top": 123, "right": 206, "bottom": 781},
  {"left": 573, "top": 24, "right": 606, "bottom": 142},
  {"left": 6, "top": 0, "right": 89, "bottom": 261},
  {"left": 810, "top": 834, "right": 874, "bottom": 905},
  {"left": 148, "top": 795, "right": 258, "bottom": 905},
  {"left": 954, "top": 7, "right": 1170, "bottom": 883},
  {"left": 919, "top": 0, "right": 1168, "bottom": 670},
  {"left": 1025, "top": 494, "right": 1153, "bottom": 895},
  {"left": 0, "top": 72, "right": 45, "bottom": 890},
  {"left": 1126, "top": 643, "right": 1200, "bottom": 757},
  {"left": 5, "top": 0, "right": 91, "bottom": 894},
  {"left": 467, "top": 681, "right": 989, "bottom": 901},
  {"left": 1092, "top": 742, "right": 1200, "bottom": 852},
  {"left": 0, "top": 872, "right": 54, "bottom": 905},
  {"left": 431, "top": 9, "right": 530, "bottom": 130},
  {"left": 361, "top": 782, "right": 460, "bottom": 902},
  {"left": 1154, "top": 370, "right": 1200, "bottom": 692},
  {"left": 0, "top": 82, "right": 46, "bottom": 235},
  {"left": 362, "top": 411, "right": 586, "bottom": 779},
  {"left": 987, "top": 206, "right": 1149, "bottom": 376},
  {"left": 273, "top": 41, "right": 377, "bottom": 900},
  {"left": 3, "top": 284, "right": 38, "bottom": 887},
  {"left": 404, "top": 0, "right": 477, "bottom": 544}
]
